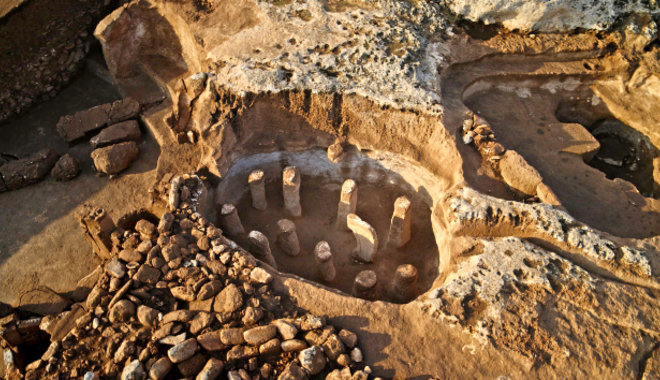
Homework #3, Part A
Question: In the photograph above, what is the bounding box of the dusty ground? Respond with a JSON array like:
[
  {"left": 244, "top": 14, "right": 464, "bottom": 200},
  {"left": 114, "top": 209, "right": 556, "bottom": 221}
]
[{"left": 0, "top": 61, "right": 160, "bottom": 304}]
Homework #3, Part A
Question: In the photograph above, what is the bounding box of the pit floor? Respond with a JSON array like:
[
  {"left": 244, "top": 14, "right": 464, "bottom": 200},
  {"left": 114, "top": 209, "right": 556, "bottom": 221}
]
[{"left": 230, "top": 176, "right": 439, "bottom": 303}]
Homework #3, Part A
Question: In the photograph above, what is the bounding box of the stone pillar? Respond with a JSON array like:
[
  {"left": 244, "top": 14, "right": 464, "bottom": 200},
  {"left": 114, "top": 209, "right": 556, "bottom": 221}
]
[
  {"left": 352, "top": 270, "right": 378, "bottom": 300},
  {"left": 346, "top": 213, "right": 378, "bottom": 262},
  {"left": 219, "top": 204, "right": 245, "bottom": 236},
  {"left": 314, "top": 241, "right": 336, "bottom": 282},
  {"left": 390, "top": 264, "right": 418, "bottom": 303},
  {"left": 387, "top": 196, "right": 412, "bottom": 248},
  {"left": 276, "top": 219, "right": 300, "bottom": 256},
  {"left": 247, "top": 231, "right": 277, "bottom": 269},
  {"left": 336, "top": 179, "right": 357, "bottom": 231},
  {"left": 248, "top": 170, "right": 267, "bottom": 211},
  {"left": 282, "top": 166, "right": 302, "bottom": 217}
]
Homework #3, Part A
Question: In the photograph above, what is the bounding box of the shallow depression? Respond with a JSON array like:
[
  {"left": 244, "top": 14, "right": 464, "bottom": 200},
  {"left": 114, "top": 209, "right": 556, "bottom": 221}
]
[{"left": 215, "top": 147, "right": 446, "bottom": 303}]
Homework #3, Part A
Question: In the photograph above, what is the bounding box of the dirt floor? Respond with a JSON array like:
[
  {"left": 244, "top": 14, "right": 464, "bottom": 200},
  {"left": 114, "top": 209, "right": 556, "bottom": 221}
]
[
  {"left": 232, "top": 176, "right": 439, "bottom": 301},
  {"left": 0, "top": 61, "right": 160, "bottom": 305}
]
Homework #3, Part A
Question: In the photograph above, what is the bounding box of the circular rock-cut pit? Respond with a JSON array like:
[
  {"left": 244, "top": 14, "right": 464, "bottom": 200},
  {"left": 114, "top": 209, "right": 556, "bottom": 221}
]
[{"left": 215, "top": 146, "right": 445, "bottom": 304}]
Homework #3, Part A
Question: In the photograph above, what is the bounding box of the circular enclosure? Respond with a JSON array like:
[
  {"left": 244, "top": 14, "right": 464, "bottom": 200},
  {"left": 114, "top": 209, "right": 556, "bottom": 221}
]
[{"left": 215, "top": 146, "right": 445, "bottom": 303}]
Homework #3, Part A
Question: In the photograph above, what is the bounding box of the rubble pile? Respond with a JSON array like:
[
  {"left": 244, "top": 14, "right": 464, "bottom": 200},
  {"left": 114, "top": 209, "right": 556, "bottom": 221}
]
[
  {"left": 56, "top": 98, "right": 142, "bottom": 175},
  {"left": 2, "top": 179, "right": 369, "bottom": 379},
  {"left": 0, "top": 0, "right": 110, "bottom": 123}
]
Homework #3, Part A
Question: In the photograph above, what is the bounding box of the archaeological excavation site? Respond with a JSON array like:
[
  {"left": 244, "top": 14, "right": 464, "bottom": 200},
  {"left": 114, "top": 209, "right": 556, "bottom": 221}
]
[{"left": 1, "top": 0, "right": 660, "bottom": 379}]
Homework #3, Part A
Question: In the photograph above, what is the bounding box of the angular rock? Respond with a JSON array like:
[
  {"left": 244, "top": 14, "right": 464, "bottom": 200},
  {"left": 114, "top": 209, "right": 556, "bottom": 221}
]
[
  {"left": 0, "top": 149, "right": 58, "bottom": 191},
  {"left": 170, "top": 286, "right": 196, "bottom": 301},
  {"left": 250, "top": 267, "right": 272, "bottom": 284},
  {"left": 338, "top": 329, "right": 357, "bottom": 348},
  {"left": 91, "top": 141, "right": 139, "bottom": 175},
  {"left": 121, "top": 359, "right": 145, "bottom": 380},
  {"left": 91, "top": 120, "right": 141, "bottom": 148},
  {"left": 134, "top": 265, "right": 161, "bottom": 284},
  {"left": 278, "top": 362, "right": 308, "bottom": 380},
  {"left": 213, "top": 283, "right": 242, "bottom": 313},
  {"left": 299, "top": 346, "right": 326, "bottom": 375},
  {"left": 119, "top": 249, "right": 143, "bottom": 263},
  {"left": 190, "top": 312, "right": 213, "bottom": 335},
  {"left": 105, "top": 257, "right": 126, "bottom": 278},
  {"left": 50, "top": 153, "right": 79, "bottom": 181},
  {"left": 197, "top": 280, "right": 222, "bottom": 300}
]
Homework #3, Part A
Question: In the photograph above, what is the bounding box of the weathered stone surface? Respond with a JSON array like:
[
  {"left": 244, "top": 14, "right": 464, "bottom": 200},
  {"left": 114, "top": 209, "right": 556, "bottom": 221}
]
[
  {"left": 91, "top": 141, "right": 139, "bottom": 175},
  {"left": 149, "top": 357, "right": 172, "bottom": 380},
  {"left": 274, "top": 320, "right": 298, "bottom": 341},
  {"left": 177, "top": 353, "right": 207, "bottom": 377},
  {"left": 50, "top": 153, "right": 79, "bottom": 181},
  {"left": 279, "top": 362, "right": 309, "bottom": 380},
  {"left": 226, "top": 345, "right": 258, "bottom": 361},
  {"left": 219, "top": 328, "right": 245, "bottom": 345},
  {"left": 167, "top": 338, "right": 198, "bottom": 363},
  {"left": 91, "top": 120, "right": 141, "bottom": 148},
  {"left": 137, "top": 305, "right": 159, "bottom": 327},
  {"left": 134, "top": 265, "right": 161, "bottom": 284},
  {"left": 498, "top": 150, "right": 543, "bottom": 196},
  {"left": 213, "top": 283, "right": 242, "bottom": 313},
  {"left": 281, "top": 339, "right": 307, "bottom": 352},
  {"left": 121, "top": 359, "right": 145, "bottom": 380},
  {"left": 259, "top": 338, "right": 281, "bottom": 356},
  {"left": 109, "top": 300, "right": 136, "bottom": 323},
  {"left": 346, "top": 214, "right": 378, "bottom": 263},
  {"left": 197, "top": 331, "right": 226, "bottom": 351},
  {"left": 196, "top": 358, "right": 224, "bottom": 380},
  {"left": 299, "top": 346, "right": 326, "bottom": 375},
  {"left": 14, "top": 286, "right": 71, "bottom": 316},
  {"left": 197, "top": 280, "right": 222, "bottom": 300},
  {"left": 56, "top": 98, "right": 140, "bottom": 142},
  {"left": 0, "top": 149, "right": 58, "bottom": 191},
  {"left": 444, "top": 0, "right": 657, "bottom": 32},
  {"left": 338, "top": 329, "right": 357, "bottom": 349},
  {"left": 243, "top": 325, "right": 277, "bottom": 345},
  {"left": 250, "top": 267, "right": 272, "bottom": 284}
]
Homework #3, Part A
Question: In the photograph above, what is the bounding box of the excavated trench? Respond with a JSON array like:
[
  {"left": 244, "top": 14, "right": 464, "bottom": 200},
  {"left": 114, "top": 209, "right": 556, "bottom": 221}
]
[
  {"left": 214, "top": 147, "right": 445, "bottom": 303},
  {"left": 460, "top": 71, "right": 660, "bottom": 238}
]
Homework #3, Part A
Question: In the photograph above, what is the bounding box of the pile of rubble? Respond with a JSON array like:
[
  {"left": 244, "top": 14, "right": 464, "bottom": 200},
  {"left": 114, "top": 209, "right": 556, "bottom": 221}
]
[
  {"left": 57, "top": 97, "right": 142, "bottom": 175},
  {"left": 0, "top": 0, "right": 110, "bottom": 122},
  {"left": 2, "top": 176, "right": 370, "bottom": 380}
]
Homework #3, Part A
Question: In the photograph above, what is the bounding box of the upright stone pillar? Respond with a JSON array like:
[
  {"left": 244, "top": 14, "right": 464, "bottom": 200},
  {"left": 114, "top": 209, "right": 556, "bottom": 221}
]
[
  {"left": 352, "top": 270, "right": 378, "bottom": 300},
  {"left": 248, "top": 170, "right": 267, "bottom": 211},
  {"left": 387, "top": 196, "right": 412, "bottom": 248},
  {"left": 336, "top": 179, "right": 357, "bottom": 230},
  {"left": 314, "top": 241, "right": 336, "bottom": 282},
  {"left": 276, "top": 219, "right": 300, "bottom": 256},
  {"left": 346, "top": 213, "right": 378, "bottom": 263},
  {"left": 219, "top": 204, "right": 245, "bottom": 236},
  {"left": 247, "top": 230, "right": 277, "bottom": 269},
  {"left": 390, "top": 264, "right": 418, "bottom": 303},
  {"left": 282, "top": 166, "right": 301, "bottom": 217}
]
